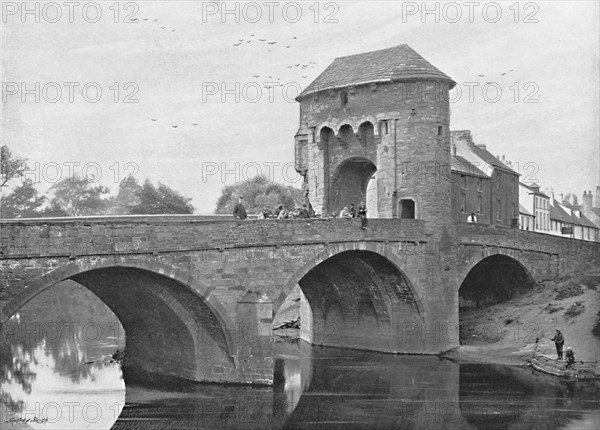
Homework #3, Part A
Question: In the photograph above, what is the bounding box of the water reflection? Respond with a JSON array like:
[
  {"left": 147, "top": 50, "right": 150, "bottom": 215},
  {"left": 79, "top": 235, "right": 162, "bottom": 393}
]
[{"left": 2, "top": 283, "right": 599, "bottom": 429}]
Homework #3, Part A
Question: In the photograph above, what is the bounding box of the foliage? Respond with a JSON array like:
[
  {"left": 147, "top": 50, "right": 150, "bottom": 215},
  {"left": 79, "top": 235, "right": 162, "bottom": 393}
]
[
  {"left": 107, "top": 177, "right": 142, "bottom": 215},
  {"left": 215, "top": 175, "right": 303, "bottom": 214},
  {"left": 1, "top": 145, "right": 27, "bottom": 188},
  {"left": 0, "top": 180, "right": 47, "bottom": 218},
  {"left": 128, "top": 179, "right": 194, "bottom": 214},
  {"left": 48, "top": 175, "right": 111, "bottom": 216}
]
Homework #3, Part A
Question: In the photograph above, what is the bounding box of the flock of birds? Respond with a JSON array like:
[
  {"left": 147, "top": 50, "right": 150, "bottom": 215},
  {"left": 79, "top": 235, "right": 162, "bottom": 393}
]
[
  {"left": 128, "top": 16, "right": 177, "bottom": 32},
  {"left": 148, "top": 32, "right": 320, "bottom": 126},
  {"left": 476, "top": 69, "right": 518, "bottom": 83}
]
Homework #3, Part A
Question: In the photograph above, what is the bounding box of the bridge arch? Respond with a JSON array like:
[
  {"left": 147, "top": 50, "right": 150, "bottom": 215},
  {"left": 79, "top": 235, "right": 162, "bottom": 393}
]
[
  {"left": 1, "top": 259, "right": 237, "bottom": 383},
  {"left": 275, "top": 242, "right": 424, "bottom": 353},
  {"left": 458, "top": 254, "right": 536, "bottom": 335}
]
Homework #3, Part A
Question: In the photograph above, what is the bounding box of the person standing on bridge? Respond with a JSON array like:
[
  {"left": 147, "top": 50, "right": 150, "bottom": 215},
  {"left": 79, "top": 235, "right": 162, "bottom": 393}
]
[
  {"left": 233, "top": 197, "right": 247, "bottom": 220},
  {"left": 551, "top": 328, "right": 565, "bottom": 360},
  {"left": 358, "top": 202, "right": 367, "bottom": 230}
]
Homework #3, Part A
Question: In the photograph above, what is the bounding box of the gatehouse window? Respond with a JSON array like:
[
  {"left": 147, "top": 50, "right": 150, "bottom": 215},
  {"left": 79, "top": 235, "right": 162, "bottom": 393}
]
[
  {"left": 400, "top": 199, "right": 415, "bottom": 219},
  {"left": 341, "top": 91, "right": 348, "bottom": 107}
]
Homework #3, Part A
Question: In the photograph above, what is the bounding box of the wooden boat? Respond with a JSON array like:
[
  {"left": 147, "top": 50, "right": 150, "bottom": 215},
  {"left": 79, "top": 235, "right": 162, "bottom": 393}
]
[{"left": 527, "top": 354, "right": 598, "bottom": 380}]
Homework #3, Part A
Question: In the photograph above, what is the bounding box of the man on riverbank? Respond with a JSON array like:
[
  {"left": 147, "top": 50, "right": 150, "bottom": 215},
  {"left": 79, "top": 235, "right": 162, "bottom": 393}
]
[{"left": 551, "top": 329, "right": 565, "bottom": 360}]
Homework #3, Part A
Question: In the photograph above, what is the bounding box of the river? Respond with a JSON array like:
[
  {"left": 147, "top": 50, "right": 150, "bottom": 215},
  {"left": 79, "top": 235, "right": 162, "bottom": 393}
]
[{"left": 2, "top": 284, "right": 599, "bottom": 429}]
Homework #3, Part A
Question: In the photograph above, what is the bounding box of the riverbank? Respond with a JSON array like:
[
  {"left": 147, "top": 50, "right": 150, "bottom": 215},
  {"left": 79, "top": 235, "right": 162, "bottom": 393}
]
[
  {"left": 447, "top": 275, "right": 600, "bottom": 375},
  {"left": 274, "top": 276, "right": 600, "bottom": 376}
]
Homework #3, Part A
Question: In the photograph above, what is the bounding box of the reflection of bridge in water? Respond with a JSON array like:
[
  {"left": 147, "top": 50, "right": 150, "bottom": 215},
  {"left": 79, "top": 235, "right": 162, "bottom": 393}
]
[
  {"left": 1, "top": 216, "right": 598, "bottom": 385},
  {"left": 111, "top": 342, "right": 600, "bottom": 429}
]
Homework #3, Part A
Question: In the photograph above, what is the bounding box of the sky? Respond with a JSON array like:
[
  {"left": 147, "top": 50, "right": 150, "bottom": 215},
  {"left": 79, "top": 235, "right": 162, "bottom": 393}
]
[{"left": 2, "top": 0, "right": 599, "bottom": 213}]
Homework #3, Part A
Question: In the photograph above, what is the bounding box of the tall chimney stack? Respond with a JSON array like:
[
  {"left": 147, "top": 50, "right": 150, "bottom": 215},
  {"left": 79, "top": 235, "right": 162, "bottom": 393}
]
[
  {"left": 582, "top": 190, "right": 593, "bottom": 214},
  {"left": 595, "top": 186, "right": 600, "bottom": 208}
]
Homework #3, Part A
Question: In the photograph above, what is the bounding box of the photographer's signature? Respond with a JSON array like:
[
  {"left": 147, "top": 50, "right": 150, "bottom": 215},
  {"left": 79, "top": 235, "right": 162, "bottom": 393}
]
[{"left": 5, "top": 416, "right": 49, "bottom": 425}]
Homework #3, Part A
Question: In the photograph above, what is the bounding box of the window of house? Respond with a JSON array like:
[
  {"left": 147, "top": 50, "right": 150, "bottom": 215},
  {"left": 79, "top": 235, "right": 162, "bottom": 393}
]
[
  {"left": 477, "top": 177, "right": 482, "bottom": 191},
  {"left": 399, "top": 199, "right": 415, "bottom": 219},
  {"left": 461, "top": 194, "right": 466, "bottom": 212},
  {"left": 461, "top": 175, "right": 467, "bottom": 189},
  {"left": 512, "top": 202, "right": 516, "bottom": 217},
  {"left": 497, "top": 198, "right": 501, "bottom": 219},
  {"left": 497, "top": 173, "right": 501, "bottom": 189},
  {"left": 477, "top": 196, "right": 482, "bottom": 214},
  {"left": 437, "top": 125, "right": 443, "bottom": 136}
]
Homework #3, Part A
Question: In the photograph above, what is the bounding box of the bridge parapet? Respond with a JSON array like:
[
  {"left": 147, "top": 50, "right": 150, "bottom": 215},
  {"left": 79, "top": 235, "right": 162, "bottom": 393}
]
[{"left": 0, "top": 217, "right": 427, "bottom": 259}]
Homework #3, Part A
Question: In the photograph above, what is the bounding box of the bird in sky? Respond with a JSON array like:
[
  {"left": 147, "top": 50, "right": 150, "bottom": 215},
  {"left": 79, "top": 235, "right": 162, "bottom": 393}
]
[
  {"left": 293, "top": 36, "right": 297, "bottom": 39},
  {"left": 160, "top": 26, "right": 166, "bottom": 29},
  {"left": 477, "top": 74, "right": 485, "bottom": 77},
  {"left": 151, "top": 119, "right": 157, "bottom": 121},
  {"left": 233, "top": 43, "right": 241, "bottom": 46},
  {"left": 286, "top": 46, "right": 290, "bottom": 48},
  {"left": 259, "top": 38, "right": 266, "bottom": 42},
  {"left": 268, "top": 41, "right": 277, "bottom": 45},
  {"left": 302, "top": 76, "right": 308, "bottom": 78},
  {"left": 172, "top": 125, "right": 178, "bottom": 128},
  {"left": 253, "top": 75, "right": 260, "bottom": 78},
  {"left": 143, "top": 18, "right": 148, "bottom": 21},
  {"left": 250, "top": 34, "right": 255, "bottom": 37},
  {"left": 192, "top": 123, "right": 198, "bottom": 126}
]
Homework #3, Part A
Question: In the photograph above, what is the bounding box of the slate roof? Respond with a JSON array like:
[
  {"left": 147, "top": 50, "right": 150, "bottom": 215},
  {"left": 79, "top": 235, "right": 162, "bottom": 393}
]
[
  {"left": 550, "top": 199, "right": 599, "bottom": 229},
  {"left": 519, "top": 204, "right": 533, "bottom": 216},
  {"left": 452, "top": 135, "right": 518, "bottom": 178},
  {"left": 298, "top": 44, "right": 455, "bottom": 99},
  {"left": 451, "top": 155, "right": 487, "bottom": 178}
]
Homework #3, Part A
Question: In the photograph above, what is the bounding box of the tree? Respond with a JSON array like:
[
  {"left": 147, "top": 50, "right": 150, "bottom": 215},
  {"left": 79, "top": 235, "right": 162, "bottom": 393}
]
[
  {"left": 48, "top": 175, "right": 111, "bottom": 216},
  {"left": 215, "top": 175, "right": 303, "bottom": 215},
  {"left": 128, "top": 179, "right": 194, "bottom": 214},
  {"left": 107, "top": 176, "right": 142, "bottom": 215},
  {"left": 0, "top": 180, "right": 46, "bottom": 218},
  {"left": 1, "top": 145, "right": 27, "bottom": 188}
]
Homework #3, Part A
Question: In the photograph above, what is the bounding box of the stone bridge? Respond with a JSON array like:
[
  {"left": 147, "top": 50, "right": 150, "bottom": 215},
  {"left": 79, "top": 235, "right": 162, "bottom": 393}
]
[{"left": 1, "top": 216, "right": 598, "bottom": 385}]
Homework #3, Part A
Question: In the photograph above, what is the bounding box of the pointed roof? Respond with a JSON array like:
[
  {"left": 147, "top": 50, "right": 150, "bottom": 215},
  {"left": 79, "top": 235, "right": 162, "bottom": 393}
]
[{"left": 297, "top": 44, "right": 455, "bottom": 100}]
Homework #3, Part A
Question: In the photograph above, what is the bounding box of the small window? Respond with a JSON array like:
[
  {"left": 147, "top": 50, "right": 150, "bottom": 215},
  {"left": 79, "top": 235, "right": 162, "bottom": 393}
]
[
  {"left": 477, "top": 177, "right": 483, "bottom": 191},
  {"left": 400, "top": 199, "right": 415, "bottom": 219},
  {"left": 437, "top": 125, "right": 443, "bottom": 136},
  {"left": 497, "top": 198, "right": 501, "bottom": 219},
  {"left": 461, "top": 194, "right": 466, "bottom": 212},
  {"left": 497, "top": 173, "right": 501, "bottom": 189},
  {"left": 381, "top": 120, "right": 389, "bottom": 135},
  {"left": 461, "top": 175, "right": 467, "bottom": 189},
  {"left": 477, "top": 196, "right": 482, "bottom": 214},
  {"left": 341, "top": 91, "right": 348, "bottom": 106}
]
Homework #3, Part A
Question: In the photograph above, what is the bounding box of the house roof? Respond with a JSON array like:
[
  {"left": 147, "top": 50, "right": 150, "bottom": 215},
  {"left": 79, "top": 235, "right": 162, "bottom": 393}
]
[
  {"left": 519, "top": 204, "right": 533, "bottom": 216},
  {"left": 297, "top": 44, "right": 455, "bottom": 99},
  {"left": 550, "top": 199, "right": 599, "bottom": 229},
  {"left": 452, "top": 132, "right": 518, "bottom": 178},
  {"left": 520, "top": 182, "right": 549, "bottom": 198},
  {"left": 451, "top": 155, "right": 488, "bottom": 178}
]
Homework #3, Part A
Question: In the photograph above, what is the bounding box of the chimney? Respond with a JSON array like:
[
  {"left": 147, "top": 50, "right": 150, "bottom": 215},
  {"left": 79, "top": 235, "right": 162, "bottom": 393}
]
[
  {"left": 450, "top": 130, "right": 473, "bottom": 145},
  {"left": 595, "top": 186, "right": 600, "bottom": 208},
  {"left": 560, "top": 193, "right": 564, "bottom": 203},
  {"left": 582, "top": 190, "right": 593, "bottom": 214},
  {"left": 452, "top": 143, "right": 457, "bottom": 156}
]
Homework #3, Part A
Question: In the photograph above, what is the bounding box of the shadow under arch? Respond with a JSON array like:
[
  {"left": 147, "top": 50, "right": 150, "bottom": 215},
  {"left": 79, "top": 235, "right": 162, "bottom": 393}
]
[
  {"left": 274, "top": 243, "right": 425, "bottom": 353},
  {"left": 329, "top": 156, "right": 377, "bottom": 215},
  {"left": 1, "top": 259, "right": 238, "bottom": 383},
  {"left": 458, "top": 253, "right": 536, "bottom": 311}
]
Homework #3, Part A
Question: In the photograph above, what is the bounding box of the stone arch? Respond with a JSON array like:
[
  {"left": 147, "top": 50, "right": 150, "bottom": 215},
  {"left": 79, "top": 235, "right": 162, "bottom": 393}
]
[
  {"left": 358, "top": 121, "right": 375, "bottom": 147},
  {"left": 458, "top": 253, "right": 536, "bottom": 312},
  {"left": 318, "top": 126, "right": 335, "bottom": 150},
  {"left": 274, "top": 243, "right": 424, "bottom": 352},
  {"left": 0, "top": 258, "right": 237, "bottom": 382},
  {"left": 329, "top": 156, "right": 377, "bottom": 215},
  {"left": 337, "top": 124, "right": 354, "bottom": 147}
]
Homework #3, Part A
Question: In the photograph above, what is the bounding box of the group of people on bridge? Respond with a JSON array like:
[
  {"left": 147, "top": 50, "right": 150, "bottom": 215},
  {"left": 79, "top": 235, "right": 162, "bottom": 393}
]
[{"left": 232, "top": 196, "right": 368, "bottom": 229}]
